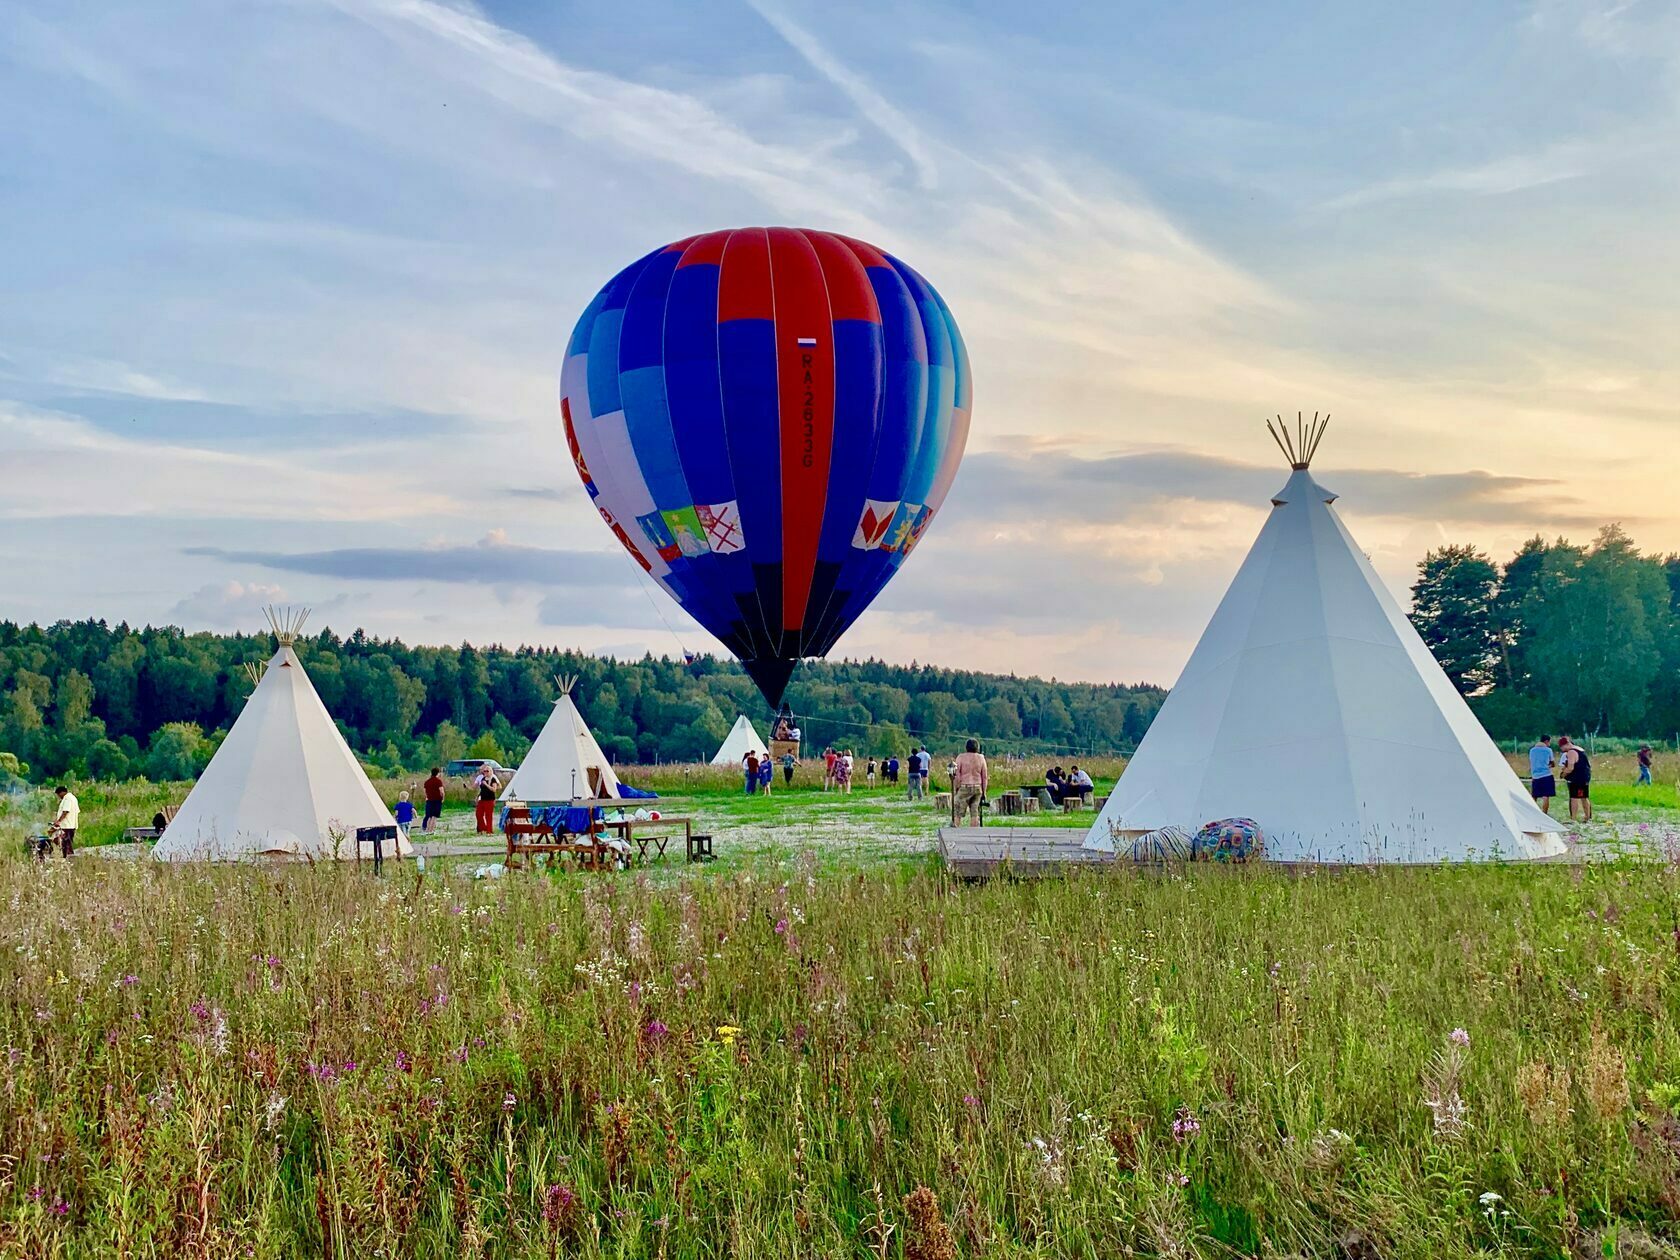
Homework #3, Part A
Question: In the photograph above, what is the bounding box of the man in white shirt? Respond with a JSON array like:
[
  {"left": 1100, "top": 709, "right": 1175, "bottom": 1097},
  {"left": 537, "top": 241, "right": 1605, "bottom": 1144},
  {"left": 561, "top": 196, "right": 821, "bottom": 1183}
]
[{"left": 52, "top": 785, "right": 79, "bottom": 858}]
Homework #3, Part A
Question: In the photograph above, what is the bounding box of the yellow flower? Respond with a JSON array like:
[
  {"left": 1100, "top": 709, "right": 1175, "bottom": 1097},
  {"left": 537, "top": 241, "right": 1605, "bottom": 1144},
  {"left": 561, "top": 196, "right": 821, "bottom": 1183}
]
[{"left": 716, "top": 1025, "right": 742, "bottom": 1045}]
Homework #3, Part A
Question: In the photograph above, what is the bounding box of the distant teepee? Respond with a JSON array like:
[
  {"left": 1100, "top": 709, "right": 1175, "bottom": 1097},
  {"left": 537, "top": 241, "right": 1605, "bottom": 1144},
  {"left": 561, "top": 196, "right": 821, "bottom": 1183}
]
[
  {"left": 1087, "top": 415, "right": 1566, "bottom": 864},
  {"left": 500, "top": 676, "right": 622, "bottom": 802},
  {"left": 153, "top": 608, "right": 407, "bottom": 862},
  {"left": 711, "top": 714, "right": 770, "bottom": 766}
]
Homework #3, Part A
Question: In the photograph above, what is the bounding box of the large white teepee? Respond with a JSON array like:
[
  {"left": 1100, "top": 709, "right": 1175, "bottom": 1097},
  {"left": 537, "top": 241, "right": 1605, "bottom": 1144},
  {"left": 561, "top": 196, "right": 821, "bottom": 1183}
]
[
  {"left": 711, "top": 714, "right": 770, "bottom": 766},
  {"left": 501, "top": 677, "right": 622, "bottom": 802},
  {"left": 1087, "top": 416, "right": 1566, "bottom": 864},
  {"left": 153, "top": 609, "right": 407, "bottom": 862}
]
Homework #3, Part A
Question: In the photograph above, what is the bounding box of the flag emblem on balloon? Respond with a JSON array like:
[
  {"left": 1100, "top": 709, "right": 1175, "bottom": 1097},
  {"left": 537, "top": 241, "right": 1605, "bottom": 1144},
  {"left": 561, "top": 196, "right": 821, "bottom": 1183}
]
[
  {"left": 637, "top": 512, "right": 681, "bottom": 564},
  {"left": 560, "top": 399, "right": 597, "bottom": 497},
  {"left": 905, "top": 505, "right": 934, "bottom": 554},
  {"left": 883, "top": 502, "right": 921, "bottom": 553},
  {"left": 660, "top": 506, "right": 710, "bottom": 558},
  {"left": 696, "top": 501, "right": 745, "bottom": 554},
  {"left": 853, "top": 500, "right": 898, "bottom": 550}
]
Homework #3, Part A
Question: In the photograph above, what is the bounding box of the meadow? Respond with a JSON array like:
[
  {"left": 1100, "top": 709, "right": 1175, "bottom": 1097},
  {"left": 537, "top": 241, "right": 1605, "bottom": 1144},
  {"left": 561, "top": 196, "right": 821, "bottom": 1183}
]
[{"left": 3, "top": 755, "right": 1680, "bottom": 1256}]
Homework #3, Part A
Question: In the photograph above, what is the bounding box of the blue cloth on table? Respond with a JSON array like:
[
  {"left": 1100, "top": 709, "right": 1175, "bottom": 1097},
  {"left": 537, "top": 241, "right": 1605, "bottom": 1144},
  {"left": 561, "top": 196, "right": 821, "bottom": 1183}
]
[{"left": 498, "top": 804, "right": 606, "bottom": 835}]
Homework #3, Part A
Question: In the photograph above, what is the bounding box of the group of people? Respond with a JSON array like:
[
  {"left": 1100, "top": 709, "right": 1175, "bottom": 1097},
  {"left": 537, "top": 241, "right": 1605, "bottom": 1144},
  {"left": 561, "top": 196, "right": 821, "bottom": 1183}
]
[
  {"left": 820, "top": 747, "right": 856, "bottom": 791},
  {"left": 1044, "top": 764, "right": 1094, "bottom": 804},
  {"left": 741, "top": 749, "right": 797, "bottom": 794},
  {"left": 1526, "top": 735, "right": 1593, "bottom": 821},
  {"left": 401, "top": 765, "right": 499, "bottom": 834}
]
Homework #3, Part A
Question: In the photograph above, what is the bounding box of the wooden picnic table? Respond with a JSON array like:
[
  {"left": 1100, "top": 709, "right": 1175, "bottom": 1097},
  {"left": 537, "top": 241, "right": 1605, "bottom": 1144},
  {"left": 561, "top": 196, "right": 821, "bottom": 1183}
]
[
  {"left": 603, "top": 815, "right": 692, "bottom": 862},
  {"left": 503, "top": 801, "right": 682, "bottom": 870}
]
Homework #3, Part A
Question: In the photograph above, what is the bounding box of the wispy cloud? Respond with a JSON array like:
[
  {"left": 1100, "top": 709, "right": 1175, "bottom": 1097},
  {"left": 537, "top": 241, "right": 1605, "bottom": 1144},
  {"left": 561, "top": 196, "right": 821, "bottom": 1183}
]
[
  {"left": 745, "top": 0, "right": 941, "bottom": 188},
  {"left": 1322, "top": 140, "right": 1599, "bottom": 211},
  {"left": 185, "top": 533, "right": 632, "bottom": 587}
]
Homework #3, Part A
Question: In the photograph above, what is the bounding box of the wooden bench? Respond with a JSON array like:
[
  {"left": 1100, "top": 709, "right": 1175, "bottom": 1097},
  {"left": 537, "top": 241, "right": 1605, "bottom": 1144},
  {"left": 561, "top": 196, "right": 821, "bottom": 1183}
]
[{"left": 123, "top": 803, "right": 180, "bottom": 844}]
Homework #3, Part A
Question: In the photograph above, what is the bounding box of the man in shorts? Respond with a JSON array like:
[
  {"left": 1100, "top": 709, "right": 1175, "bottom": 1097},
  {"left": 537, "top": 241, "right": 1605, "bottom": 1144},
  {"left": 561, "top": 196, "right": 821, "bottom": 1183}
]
[
  {"left": 422, "top": 767, "right": 445, "bottom": 832},
  {"left": 1527, "top": 735, "right": 1556, "bottom": 815},
  {"left": 1558, "top": 736, "right": 1592, "bottom": 823}
]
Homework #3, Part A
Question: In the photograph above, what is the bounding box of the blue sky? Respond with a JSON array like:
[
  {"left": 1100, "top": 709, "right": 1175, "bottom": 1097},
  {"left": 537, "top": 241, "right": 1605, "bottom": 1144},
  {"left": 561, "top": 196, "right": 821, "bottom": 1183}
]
[{"left": 2, "top": 0, "right": 1676, "bottom": 684}]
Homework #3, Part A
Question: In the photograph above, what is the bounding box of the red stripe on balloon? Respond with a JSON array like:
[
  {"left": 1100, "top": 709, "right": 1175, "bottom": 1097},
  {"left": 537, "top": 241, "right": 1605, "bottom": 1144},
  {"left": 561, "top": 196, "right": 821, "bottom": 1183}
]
[
  {"left": 835, "top": 234, "right": 891, "bottom": 269},
  {"left": 768, "top": 227, "right": 834, "bottom": 635},
  {"left": 808, "top": 231, "right": 881, "bottom": 324},
  {"left": 675, "top": 228, "right": 731, "bottom": 269},
  {"left": 717, "top": 228, "right": 773, "bottom": 321}
]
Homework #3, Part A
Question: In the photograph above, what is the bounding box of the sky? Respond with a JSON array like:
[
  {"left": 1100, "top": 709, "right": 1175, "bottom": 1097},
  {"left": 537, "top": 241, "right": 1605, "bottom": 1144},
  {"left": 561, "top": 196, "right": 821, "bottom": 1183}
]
[{"left": 2, "top": 0, "right": 1677, "bottom": 688}]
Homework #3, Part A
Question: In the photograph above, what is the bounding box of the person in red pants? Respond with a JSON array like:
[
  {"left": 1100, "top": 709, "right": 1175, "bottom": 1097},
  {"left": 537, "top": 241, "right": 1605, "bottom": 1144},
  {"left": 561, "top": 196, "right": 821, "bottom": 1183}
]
[{"left": 473, "top": 768, "right": 501, "bottom": 834}]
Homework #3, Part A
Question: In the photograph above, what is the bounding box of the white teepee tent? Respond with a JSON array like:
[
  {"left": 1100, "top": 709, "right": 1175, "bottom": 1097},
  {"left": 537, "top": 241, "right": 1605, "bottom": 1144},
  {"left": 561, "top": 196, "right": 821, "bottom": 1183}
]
[
  {"left": 501, "top": 677, "right": 622, "bottom": 802},
  {"left": 153, "top": 609, "right": 408, "bottom": 862},
  {"left": 1087, "top": 416, "right": 1566, "bottom": 864},
  {"left": 711, "top": 714, "right": 770, "bottom": 766}
]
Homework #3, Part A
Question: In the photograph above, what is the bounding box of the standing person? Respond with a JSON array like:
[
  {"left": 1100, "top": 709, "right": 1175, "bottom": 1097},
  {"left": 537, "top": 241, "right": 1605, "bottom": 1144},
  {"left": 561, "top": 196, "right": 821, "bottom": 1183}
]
[
  {"left": 905, "top": 749, "right": 922, "bottom": 800},
  {"left": 743, "top": 750, "right": 761, "bottom": 796},
  {"left": 952, "top": 739, "right": 989, "bottom": 827},
  {"left": 866, "top": 756, "right": 878, "bottom": 788},
  {"left": 1559, "top": 736, "right": 1593, "bottom": 823},
  {"left": 885, "top": 754, "right": 899, "bottom": 786},
  {"left": 51, "top": 785, "right": 79, "bottom": 858},
  {"left": 780, "top": 749, "right": 798, "bottom": 787},
  {"left": 823, "top": 747, "right": 838, "bottom": 792},
  {"left": 1637, "top": 744, "right": 1654, "bottom": 787},
  {"left": 835, "top": 749, "right": 853, "bottom": 793},
  {"left": 473, "top": 768, "right": 500, "bottom": 834},
  {"left": 423, "top": 768, "right": 445, "bottom": 832},
  {"left": 394, "top": 790, "right": 416, "bottom": 838},
  {"left": 916, "top": 746, "right": 932, "bottom": 797},
  {"left": 1527, "top": 735, "right": 1556, "bottom": 815},
  {"left": 759, "top": 755, "right": 775, "bottom": 796}
]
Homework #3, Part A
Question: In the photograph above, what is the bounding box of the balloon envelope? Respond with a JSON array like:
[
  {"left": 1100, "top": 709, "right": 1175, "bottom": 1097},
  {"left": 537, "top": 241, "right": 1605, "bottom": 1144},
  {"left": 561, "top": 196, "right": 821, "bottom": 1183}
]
[{"left": 561, "top": 227, "right": 972, "bottom": 705}]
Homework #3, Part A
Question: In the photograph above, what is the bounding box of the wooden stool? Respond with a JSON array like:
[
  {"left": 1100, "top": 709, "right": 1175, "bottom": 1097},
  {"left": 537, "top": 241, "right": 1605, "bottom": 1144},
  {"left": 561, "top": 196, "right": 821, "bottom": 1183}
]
[
  {"left": 1022, "top": 796, "right": 1040, "bottom": 814},
  {"left": 686, "top": 833, "right": 715, "bottom": 863},
  {"left": 934, "top": 792, "right": 952, "bottom": 812}
]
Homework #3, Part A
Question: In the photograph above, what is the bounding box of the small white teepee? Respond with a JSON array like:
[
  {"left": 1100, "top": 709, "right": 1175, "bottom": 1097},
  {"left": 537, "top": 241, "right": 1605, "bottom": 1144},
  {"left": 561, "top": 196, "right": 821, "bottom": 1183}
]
[
  {"left": 153, "top": 608, "right": 407, "bottom": 862},
  {"left": 501, "top": 677, "right": 622, "bottom": 802},
  {"left": 711, "top": 714, "right": 770, "bottom": 766},
  {"left": 1087, "top": 415, "right": 1567, "bottom": 864}
]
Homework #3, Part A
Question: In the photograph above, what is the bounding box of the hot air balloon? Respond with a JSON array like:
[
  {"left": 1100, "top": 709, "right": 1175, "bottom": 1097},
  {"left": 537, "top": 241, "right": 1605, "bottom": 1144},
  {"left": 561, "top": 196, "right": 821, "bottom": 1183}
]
[{"left": 560, "top": 227, "right": 972, "bottom": 706}]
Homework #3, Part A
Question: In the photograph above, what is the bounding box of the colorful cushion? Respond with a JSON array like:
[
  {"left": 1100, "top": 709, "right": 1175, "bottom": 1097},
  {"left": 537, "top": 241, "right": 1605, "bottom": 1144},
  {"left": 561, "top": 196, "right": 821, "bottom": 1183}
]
[{"left": 1192, "top": 817, "right": 1264, "bottom": 863}]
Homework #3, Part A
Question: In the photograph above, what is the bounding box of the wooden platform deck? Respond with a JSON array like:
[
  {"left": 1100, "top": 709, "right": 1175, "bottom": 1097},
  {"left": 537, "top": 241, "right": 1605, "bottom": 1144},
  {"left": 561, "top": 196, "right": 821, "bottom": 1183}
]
[{"left": 937, "top": 827, "right": 1117, "bottom": 879}]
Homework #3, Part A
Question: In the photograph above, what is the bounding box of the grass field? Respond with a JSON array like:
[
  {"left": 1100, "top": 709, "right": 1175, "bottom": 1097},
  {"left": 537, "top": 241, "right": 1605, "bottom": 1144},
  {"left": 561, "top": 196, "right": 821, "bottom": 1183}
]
[
  {"left": 4, "top": 849, "right": 1680, "bottom": 1256},
  {"left": 4, "top": 754, "right": 1680, "bottom": 1255}
]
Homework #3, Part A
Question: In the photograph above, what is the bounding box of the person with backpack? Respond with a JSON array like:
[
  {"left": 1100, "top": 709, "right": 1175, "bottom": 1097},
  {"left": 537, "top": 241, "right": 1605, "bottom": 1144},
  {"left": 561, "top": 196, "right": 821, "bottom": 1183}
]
[{"left": 1558, "top": 735, "right": 1592, "bottom": 823}]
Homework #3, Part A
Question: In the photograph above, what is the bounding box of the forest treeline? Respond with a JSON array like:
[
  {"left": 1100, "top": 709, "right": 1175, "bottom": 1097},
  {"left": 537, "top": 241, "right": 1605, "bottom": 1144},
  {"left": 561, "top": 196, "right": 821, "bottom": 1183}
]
[
  {"left": 0, "top": 619, "right": 1166, "bottom": 783},
  {"left": 1409, "top": 525, "right": 1680, "bottom": 741}
]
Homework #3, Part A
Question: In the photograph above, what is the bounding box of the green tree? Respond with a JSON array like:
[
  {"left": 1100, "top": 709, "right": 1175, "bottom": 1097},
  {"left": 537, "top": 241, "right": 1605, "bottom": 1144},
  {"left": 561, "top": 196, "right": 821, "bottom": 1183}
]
[
  {"left": 55, "top": 669, "right": 96, "bottom": 728},
  {"left": 467, "top": 731, "right": 505, "bottom": 763},
  {"left": 1522, "top": 527, "right": 1668, "bottom": 733},
  {"left": 146, "top": 722, "right": 209, "bottom": 781},
  {"left": 1409, "top": 545, "right": 1500, "bottom": 695},
  {"left": 1495, "top": 537, "right": 1549, "bottom": 688},
  {"left": 430, "top": 721, "right": 467, "bottom": 768}
]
